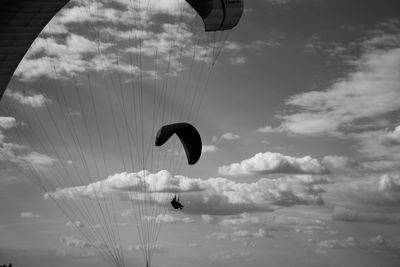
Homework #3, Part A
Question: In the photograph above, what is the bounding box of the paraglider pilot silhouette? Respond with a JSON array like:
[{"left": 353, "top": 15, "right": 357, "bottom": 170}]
[
  {"left": 155, "top": 122, "right": 202, "bottom": 211},
  {"left": 171, "top": 195, "right": 184, "bottom": 210}
]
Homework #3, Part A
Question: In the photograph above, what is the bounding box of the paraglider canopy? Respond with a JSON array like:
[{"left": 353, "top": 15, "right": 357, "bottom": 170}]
[
  {"left": 155, "top": 122, "right": 202, "bottom": 165},
  {"left": 186, "top": 0, "right": 244, "bottom": 32},
  {"left": 0, "top": 0, "right": 69, "bottom": 99}
]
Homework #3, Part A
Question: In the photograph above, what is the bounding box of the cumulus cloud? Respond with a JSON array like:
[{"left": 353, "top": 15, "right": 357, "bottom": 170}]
[
  {"left": 212, "top": 133, "right": 240, "bottom": 142},
  {"left": 257, "top": 125, "right": 281, "bottom": 133},
  {"left": 202, "top": 145, "right": 219, "bottom": 153},
  {"left": 60, "top": 236, "right": 91, "bottom": 248},
  {"left": 20, "top": 212, "right": 40, "bottom": 218},
  {"left": 17, "top": 0, "right": 262, "bottom": 84},
  {"left": 46, "top": 170, "right": 325, "bottom": 216},
  {"left": 4, "top": 90, "right": 50, "bottom": 107},
  {"left": 0, "top": 116, "right": 56, "bottom": 171},
  {"left": 230, "top": 56, "right": 246, "bottom": 65},
  {"left": 218, "top": 152, "right": 329, "bottom": 176},
  {"left": 380, "top": 125, "right": 400, "bottom": 146},
  {"left": 0, "top": 117, "right": 18, "bottom": 129},
  {"left": 142, "top": 214, "right": 194, "bottom": 224},
  {"left": 332, "top": 206, "right": 400, "bottom": 224},
  {"left": 379, "top": 174, "right": 400, "bottom": 193},
  {"left": 131, "top": 244, "right": 167, "bottom": 254}
]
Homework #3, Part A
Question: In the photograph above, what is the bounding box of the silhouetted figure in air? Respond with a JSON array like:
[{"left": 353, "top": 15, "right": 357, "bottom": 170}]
[{"left": 171, "top": 195, "right": 184, "bottom": 210}]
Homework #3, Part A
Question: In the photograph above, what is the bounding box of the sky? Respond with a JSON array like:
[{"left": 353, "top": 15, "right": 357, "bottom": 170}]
[{"left": 1, "top": 0, "right": 400, "bottom": 266}]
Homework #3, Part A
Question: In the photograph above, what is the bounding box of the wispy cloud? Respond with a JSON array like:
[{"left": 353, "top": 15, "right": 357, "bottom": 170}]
[
  {"left": 142, "top": 214, "right": 194, "bottom": 224},
  {"left": 278, "top": 21, "right": 400, "bottom": 135},
  {"left": 60, "top": 236, "right": 91, "bottom": 248},
  {"left": 210, "top": 250, "right": 253, "bottom": 262},
  {"left": 327, "top": 174, "right": 400, "bottom": 207},
  {"left": 20, "top": 212, "right": 40, "bottom": 219},
  {"left": 66, "top": 220, "right": 85, "bottom": 228},
  {"left": 332, "top": 206, "right": 400, "bottom": 224},
  {"left": 212, "top": 133, "right": 240, "bottom": 142},
  {"left": 207, "top": 229, "right": 271, "bottom": 243},
  {"left": 130, "top": 243, "right": 167, "bottom": 254}
]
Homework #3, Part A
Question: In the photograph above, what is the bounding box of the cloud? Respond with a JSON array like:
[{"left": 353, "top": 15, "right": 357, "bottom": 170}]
[
  {"left": 188, "top": 243, "right": 200, "bottom": 248},
  {"left": 60, "top": 236, "right": 91, "bottom": 248},
  {"left": 212, "top": 133, "right": 240, "bottom": 142},
  {"left": 142, "top": 214, "right": 194, "bottom": 224},
  {"left": 327, "top": 174, "right": 400, "bottom": 207},
  {"left": 312, "top": 234, "right": 400, "bottom": 255},
  {"left": 131, "top": 244, "right": 167, "bottom": 254},
  {"left": 351, "top": 128, "right": 400, "bottom": 163},
  {"left": 0, "top": 117, "right": 18, "bottom": 129},
  {"left": 278, "top": 25, "right": 400, "bottom": 135},
  {"left": 218, "top": 152, "right": 329, "bottom": 176},
  {"left": 304, "top": 34, "right": 323, "bottom": 55},
  {"left": 322, "top": 155, "right": 363, "bottom": 172},
  {"left": 0, "top": 116, "right": 56, "bottom": 171},
  {"left": 202, "top": 145, "right": 219, "bottom": 153},
  {"left": 46, "top": 170, "right": 325, "bottom": 216},
  {"left": 211, "top": 251, "right": 253, "bottom": 262},
  {"left": 220, "top": 213, "right": 267, "bottom": 228},
  {"left": 230, "top": 56, "right": 246, "bottom": 65},
  {"left": 317, "top": 236, "right": 358, "bottom": 250},
  {"left": 380, "top": 125, "right": 400, "bottom": 146},
  {"left": 66, "top": 221, "right": 85, "bottom": 228},
  {"left": 17, "top": 0, "right": 256, "bottom": 84},
  {"left": 322, "top": 155, "right": 400, "bottom": 174},
  {"left": 257, "top": 125, "right": 281, "bottom": 133},
  {"left": 4, "top": 90, "right": 50, "bottom": 107},
  {"left": 202, "top": 214, "right": 218, "bottom": 224},
  {"left": 207, "top": 229, "right": 272, "bottom": 241},
  {"left": 19, "top": 152, "right": 56, "bottom": 168},
  {"left": 121, "top": 209, "right": 133, "bottom": 217},
  {"left": 332, "top": 206, "right": 400, "bottom": 224},
  {"left": 379, "top": 174, "right": 400, "bottom": 193},
  {"left": 20, "top": 212, "right": 40, "bottom": 218}
]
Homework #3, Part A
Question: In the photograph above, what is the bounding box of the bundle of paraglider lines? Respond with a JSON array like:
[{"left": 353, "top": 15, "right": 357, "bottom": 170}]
[{"left": 0, "top": 1, "right": 244, "bottom": 266}]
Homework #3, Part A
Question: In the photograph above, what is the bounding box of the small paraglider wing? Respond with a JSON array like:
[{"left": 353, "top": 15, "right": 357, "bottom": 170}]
[
  {"left": 185, "top": 0, "right": 244, "bottom": 32},
  {"left": 155, "top": 122, "right": 202, "bottom": 165},
  {"left": 0, "top": 0, "right": 70, "bottom": 99}
]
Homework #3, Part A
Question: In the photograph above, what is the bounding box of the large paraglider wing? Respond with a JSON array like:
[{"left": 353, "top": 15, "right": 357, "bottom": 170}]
[
  {"left": 155, "top": 122, "right": 202, "bottom": 165},
  {"left": 185, "top": 0, "right": 244, "bottom": 32},
  {"left": 0, "top": 0, "right": 70, "bottom": 99}
]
